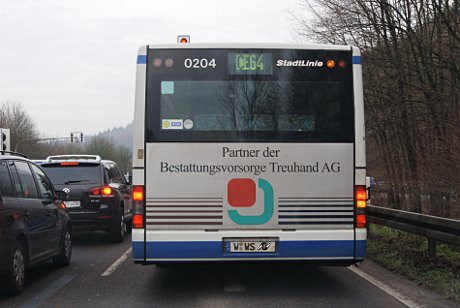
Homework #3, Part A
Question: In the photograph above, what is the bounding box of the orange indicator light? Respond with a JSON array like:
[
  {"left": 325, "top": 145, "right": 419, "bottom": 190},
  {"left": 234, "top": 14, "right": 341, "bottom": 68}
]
[
  {"left": 102, "top": 186, "right": 112, "bottom": 195},
  {"left": 132, "top": 185, "right": 144, "bottom": 201}
]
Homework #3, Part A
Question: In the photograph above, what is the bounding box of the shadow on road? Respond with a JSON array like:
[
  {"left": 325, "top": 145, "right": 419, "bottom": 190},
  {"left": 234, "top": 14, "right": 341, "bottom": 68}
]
[
  {"left": 71, "top": 231, "right": 113, "bottom": 246},
  {"left": 141, "top": 263, "right": 355, "bottom": 307}
]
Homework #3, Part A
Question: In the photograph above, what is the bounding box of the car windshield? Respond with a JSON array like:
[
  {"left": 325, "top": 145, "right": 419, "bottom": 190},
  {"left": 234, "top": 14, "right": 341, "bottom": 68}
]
[{"left": 41, "top": 163, "right": 102, "bottom": 185}]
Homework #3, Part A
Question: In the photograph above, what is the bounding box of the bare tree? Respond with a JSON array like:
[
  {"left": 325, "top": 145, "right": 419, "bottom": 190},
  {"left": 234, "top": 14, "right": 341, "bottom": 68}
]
[
  {"left": 83, "top": 135, "right": 131, "bottom": 175},
  {"left": 294, "top": 0, "right": 460, "bottom": 218},
  {"left": 0, "top": 101, "right": 41, "bottom": 156}
]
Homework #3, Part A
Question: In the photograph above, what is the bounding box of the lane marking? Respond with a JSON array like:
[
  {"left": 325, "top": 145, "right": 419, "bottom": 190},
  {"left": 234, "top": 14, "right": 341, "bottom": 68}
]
[
  {"left": 20, "top": 274, "right": 75, "bottom": 308},
  {"left": 101, "top": 247, "right": 132, "bottom": 277},
  {"left": 348, "top": 265, "right": 423, "bottom": 308}
]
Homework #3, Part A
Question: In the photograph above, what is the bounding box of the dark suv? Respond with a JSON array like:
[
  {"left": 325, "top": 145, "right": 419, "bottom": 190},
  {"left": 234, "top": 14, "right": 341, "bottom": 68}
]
[
  {"left": 0, "top": 152, "right": 72, "bottom": 295},
  {"left": 40, "top": 155, "right": 132, "bottom": 243}
]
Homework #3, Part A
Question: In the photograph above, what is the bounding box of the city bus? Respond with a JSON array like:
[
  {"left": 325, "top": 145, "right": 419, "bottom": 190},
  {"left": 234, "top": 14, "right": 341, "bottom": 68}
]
[{"left": 131, "top": 43, "right": 367, "bottom": 265}]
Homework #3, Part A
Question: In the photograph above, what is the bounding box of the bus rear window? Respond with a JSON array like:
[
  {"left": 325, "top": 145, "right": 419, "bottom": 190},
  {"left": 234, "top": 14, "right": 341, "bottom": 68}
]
[
  {"left": 145, "top": 48, "right": 354, "bottom": 142},
  {"left": 160, "top": 81, "right": 341, "bottom": 132}
]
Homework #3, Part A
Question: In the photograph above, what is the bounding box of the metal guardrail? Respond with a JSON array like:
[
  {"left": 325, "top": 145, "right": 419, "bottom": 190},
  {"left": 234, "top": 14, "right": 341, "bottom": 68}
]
[{"left": 367, "top": 205, "right": 460, "bottom": 260}]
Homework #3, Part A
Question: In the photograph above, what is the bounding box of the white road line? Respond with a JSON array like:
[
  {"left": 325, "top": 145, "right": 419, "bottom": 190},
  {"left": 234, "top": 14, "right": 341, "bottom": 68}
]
[
  {"left": 20, "top": 275, "right": 75, "bottom": 308},
  {"left": 101, "top": 247, "right": 132, "bottom": 277},
  {"left": 348, "top": 265, "right": 423, "bottom": 308}
]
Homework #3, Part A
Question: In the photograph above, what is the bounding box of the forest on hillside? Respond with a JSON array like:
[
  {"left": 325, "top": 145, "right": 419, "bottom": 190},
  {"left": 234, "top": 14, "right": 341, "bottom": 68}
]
[{"left": 296, "top": 0, "right": 460, "bottom": 218}]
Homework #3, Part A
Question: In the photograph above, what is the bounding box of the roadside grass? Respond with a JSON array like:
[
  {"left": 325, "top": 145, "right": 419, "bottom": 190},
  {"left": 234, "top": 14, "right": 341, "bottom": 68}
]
[{"left": 367, "top": 224, "right": 460, "bottom": 303}]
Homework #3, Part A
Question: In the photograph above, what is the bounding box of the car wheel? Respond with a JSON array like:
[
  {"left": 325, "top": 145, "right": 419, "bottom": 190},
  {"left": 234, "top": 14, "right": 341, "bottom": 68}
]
[
  {"left": 110, "top": 209, "right": 125, "bottom": 243},
  {"left": 1, "top": 241, "right": 26, "bottom": 296},
  {"left": 53, "top": 228, "right": 72, "bottom": 266}
]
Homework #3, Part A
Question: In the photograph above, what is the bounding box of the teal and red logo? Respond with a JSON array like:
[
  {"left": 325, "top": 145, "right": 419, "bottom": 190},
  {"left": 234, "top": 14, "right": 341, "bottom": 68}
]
[{"left": 227, "top": 178, "right": 274, "bottom": 225}]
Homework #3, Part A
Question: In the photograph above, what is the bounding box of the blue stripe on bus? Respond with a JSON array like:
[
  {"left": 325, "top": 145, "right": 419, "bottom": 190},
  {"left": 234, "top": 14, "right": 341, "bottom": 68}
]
[
  {"left": 356, "top": 240, "right": 366, "bottom": 259},
  {"left": 353, "top": 56, "right": 361, "bottom": 65},
  {"left": 132, "top": 240, "right": 366, "bottom": 259},
  {"left": 137, "top": 55, "right": 147, "bottom": 64}
]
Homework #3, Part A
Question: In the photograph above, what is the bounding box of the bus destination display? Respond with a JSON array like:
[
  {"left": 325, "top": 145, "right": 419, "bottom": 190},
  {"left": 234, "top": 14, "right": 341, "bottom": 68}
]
[{"left": 228, "top": 53, "right": 273, "bottom": 75}]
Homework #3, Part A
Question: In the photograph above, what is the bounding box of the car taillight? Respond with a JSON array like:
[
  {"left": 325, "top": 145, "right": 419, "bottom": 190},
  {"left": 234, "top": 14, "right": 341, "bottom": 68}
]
[
  {"left": 355, "top": 185, "right": 367, "bottom": 228},
  {"left": 132, "top": 185, "right": 144, "bottom": 229},
  {"left": 60, "top": 162, "right": 79, "bottom": 166},
  {"left": 59, "top": 201, "right": 67, "bottom": 210},
  {"left": 89, "top": 186, "right": 114, "bottom": 197},
  {"left": 102, "top": 186, "right": 112, "bottom": 195}
]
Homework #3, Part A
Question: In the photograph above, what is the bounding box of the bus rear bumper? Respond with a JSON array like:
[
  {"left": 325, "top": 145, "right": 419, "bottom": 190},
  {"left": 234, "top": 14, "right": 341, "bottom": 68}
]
[{"left": 132, "top": 229, "right": 366, "bottom": 264}]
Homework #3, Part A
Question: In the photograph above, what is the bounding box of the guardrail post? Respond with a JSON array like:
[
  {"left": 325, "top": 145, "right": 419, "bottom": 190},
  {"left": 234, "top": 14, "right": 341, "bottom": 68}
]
[{"left": 427, "top": 238, "right": 437, "bottom": 262}]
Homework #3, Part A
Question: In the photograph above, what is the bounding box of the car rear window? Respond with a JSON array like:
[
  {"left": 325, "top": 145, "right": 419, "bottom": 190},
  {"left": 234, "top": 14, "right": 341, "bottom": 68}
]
[{"left": 41, "top": 163, "right": 102, "bottom": 185}]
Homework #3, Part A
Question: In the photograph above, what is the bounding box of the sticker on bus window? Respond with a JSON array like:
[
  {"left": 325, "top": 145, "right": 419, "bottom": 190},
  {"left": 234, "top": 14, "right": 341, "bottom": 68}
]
[
  {"left": 161, "top": 81, "right": 174, "bottom": 94},
  {"left": 162, "top": 119, "right": 183, "bottom": 130},
  {"left": 183, "top": 119, "right": 194, "bottom": 129}
]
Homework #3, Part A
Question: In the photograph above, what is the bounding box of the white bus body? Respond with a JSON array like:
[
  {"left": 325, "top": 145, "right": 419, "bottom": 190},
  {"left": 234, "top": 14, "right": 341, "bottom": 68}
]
[{"left": 132, "top": 44, "right": 367, "bottom": 264}]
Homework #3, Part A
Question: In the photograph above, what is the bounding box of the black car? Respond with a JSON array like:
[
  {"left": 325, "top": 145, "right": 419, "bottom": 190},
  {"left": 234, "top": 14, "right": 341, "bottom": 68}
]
[
  {"left": 40, "top": 155, "right": 132, "bottom": 243},
  {"left": 0, "top": 152, "right": 72, "bottom": 295}
]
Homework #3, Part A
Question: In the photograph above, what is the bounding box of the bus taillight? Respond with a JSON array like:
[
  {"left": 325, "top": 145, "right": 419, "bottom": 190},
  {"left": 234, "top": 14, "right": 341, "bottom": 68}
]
[
  {"left": 133, "top": 185, "right": 144, "bottom": 201},
  {"left": 133, "top": 214, "right": 144, "bottom": 229},
  {"left": 355, "top": 185, "right": 367, "bottom": 228},
  {"left": 356, "top": 214, "right": 366, "bottom": 228},
  {"left": 132, "top": 185, "right": 144, "bottom": 229},
  {"left": 355, "top": 185, "right": 367, "bottom": 208}
]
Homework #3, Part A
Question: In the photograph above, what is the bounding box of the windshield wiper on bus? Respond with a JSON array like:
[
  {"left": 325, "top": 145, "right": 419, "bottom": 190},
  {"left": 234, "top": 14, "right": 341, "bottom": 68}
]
[{"left": 64, "top": 180, "right": 90, "bottom": 184}]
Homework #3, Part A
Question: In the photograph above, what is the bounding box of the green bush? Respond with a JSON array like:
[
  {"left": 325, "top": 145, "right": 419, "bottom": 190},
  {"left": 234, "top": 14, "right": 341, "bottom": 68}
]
[{"left": 367, "top": 225, "right": 460, "bottom": 302}]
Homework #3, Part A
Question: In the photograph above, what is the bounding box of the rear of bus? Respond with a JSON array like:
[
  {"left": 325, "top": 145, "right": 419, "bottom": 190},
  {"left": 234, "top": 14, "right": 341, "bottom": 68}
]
[{"left": 132, "top": 44, "right": 367, "bottom": 264}]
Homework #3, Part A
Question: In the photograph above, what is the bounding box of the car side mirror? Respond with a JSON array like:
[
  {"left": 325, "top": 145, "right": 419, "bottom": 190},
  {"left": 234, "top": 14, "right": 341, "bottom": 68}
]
[
  {"left": 124, "top": 174, "right": 132, "bottom": 185},
  {"left": 56, "top": 190, "right": 69, "bottom": 201}
]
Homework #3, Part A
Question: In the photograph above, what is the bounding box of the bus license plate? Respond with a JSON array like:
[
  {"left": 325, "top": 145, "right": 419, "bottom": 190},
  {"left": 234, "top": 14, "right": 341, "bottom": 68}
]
[
  {"left": 64, "top": 201, "right": 81, "bottom": 208},
  {"left": 226, "top": 240, "right": 277, "bottom": 253}
]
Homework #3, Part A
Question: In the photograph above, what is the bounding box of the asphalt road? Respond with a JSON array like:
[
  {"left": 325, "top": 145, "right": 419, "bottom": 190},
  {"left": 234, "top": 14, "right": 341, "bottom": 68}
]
[{"left": 0, "top": 232, "right": 430, "bottom": 308}]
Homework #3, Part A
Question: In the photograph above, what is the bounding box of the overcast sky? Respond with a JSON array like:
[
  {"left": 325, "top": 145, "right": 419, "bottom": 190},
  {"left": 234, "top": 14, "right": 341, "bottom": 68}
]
[{"left": 0, "top": 0, "right": 304, "bottom": 138}]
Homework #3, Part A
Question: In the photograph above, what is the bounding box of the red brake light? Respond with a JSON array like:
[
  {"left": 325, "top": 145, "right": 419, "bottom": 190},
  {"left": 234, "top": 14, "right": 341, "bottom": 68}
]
[
  {"left": 60, "top": 162, "right": 79, "bottom": 166},
  {"left": 356, "top": 214, "right": 366, "bottom": 228},
  {"left": 90, "top": 187, "right": 101, "bottom": 195},
  {"left": 133, "top": 214, "right": 144, "bottom": 229},
  {"left": 90, "top": 186, "right": 113, "bottom": 197}
]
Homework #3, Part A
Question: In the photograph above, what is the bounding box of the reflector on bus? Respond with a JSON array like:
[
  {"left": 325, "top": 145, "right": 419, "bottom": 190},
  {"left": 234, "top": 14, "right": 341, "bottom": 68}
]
[{"left": 177, "top": 35, "right": 190, "bottom": 44}]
